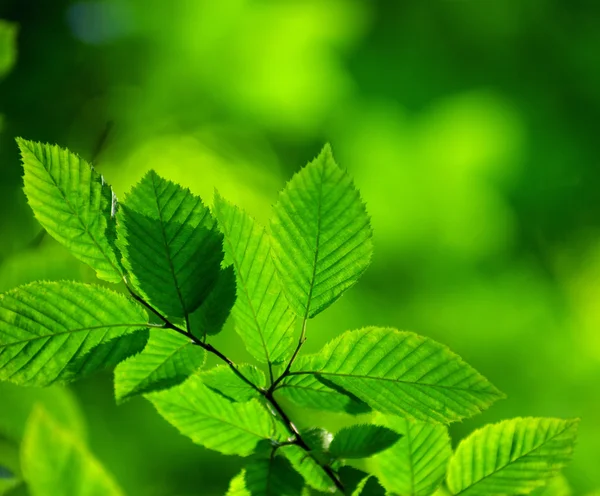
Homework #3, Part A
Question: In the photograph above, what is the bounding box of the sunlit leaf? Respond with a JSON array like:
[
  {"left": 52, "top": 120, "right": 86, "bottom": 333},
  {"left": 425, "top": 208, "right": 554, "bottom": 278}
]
[
  {"left": 446, "top": 417, "right": 579, "bottom": 496},
  {"left": 329, "top": 424, "right": 400, "bottom": 460},
  {"left": 372, "top": 416, "right": 452, "bottom": 496},
  {"left": 283, "top": 327, "right": 503, "bottom": 423},
  {"left": 17, "top": 139, "right": 124, "bottom": 283},
  {"left": 114, "top": 328, "right": 205, "bottom": 403},
  {"left": 213, "top": 193, "right": 295, "bottom": 364},
  {"left": 270, "top": 144, "right": 373, "bottom": 319},
  {"left": 118, "top": 170, "right": 223, "bottom": 319},
  {"left": 149, "top": 375, "right": 278, "bottom": 456},
  {"left": 0, "top": 282, "right": 148, "bottom": 386},
  {"left": 21, "top": 407, "right": 124, "bottom": 496},
  {"left": 227, "top": 471, "right": 250, "bottom": 496},
  {"left": 199, "top": 364, "right": 265, "bottom": 402}
]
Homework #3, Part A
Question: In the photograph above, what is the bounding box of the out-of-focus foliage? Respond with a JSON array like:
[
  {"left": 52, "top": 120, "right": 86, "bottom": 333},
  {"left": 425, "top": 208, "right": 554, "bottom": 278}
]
[{"left": 1, "top": 0, "right": 600, "bottom": 494}]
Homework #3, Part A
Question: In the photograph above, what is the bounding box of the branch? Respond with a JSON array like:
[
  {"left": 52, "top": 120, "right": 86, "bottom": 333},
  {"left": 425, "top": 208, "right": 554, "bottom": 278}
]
[{"left": 125, "top": 284, "right": 344, "bottom": 493}]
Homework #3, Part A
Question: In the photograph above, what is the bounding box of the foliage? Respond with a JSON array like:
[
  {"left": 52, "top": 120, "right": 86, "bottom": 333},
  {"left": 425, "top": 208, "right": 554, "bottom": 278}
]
[{"left": 0, "top": 140, "right": 580, "bottom": 495}]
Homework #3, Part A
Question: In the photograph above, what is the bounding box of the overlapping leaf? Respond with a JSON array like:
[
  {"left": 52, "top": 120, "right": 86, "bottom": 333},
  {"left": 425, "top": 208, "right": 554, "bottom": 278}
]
[
  {"left": 213, "top": 193, "right": 295, "bottom": 364},
  {"left": 280, "top": 445, "right": 335, "bottom": 493},
  {"left": 275, "top": 372, "right": 371, "bottom": 414},
  {"left": 199, "top": 364, "right": 265, "bottom": 402},
  {"left": 270, "top": 144, "right": 373, "bottom": 319},
  {"left": 21, "top": 407, "right": 124, "bottom": 496},
  {"left": 118, "top": 170, "right": 223, "bottom": 319},
  {"left": 338, "top": 467, "right": 386, "bottom": 496},
  {"left": 0, "top": 282, "right": 148, "bottom": 386},
  {"left": 244, "top": 453, "right": 304, "bottom": 496},
  {"left": 17, "top": 139, "right": 124, "bottom": 283},
  {"left": 446, "top": 417, "right": 579, "bottom": 495},
  {"left": 329, "top": 424, "right": 400, "bottom": 460},
  {"left": 149, "top": 375, "right": 278, "bottom": 456},
  {"left": 372, "top": 416, "right": 452, "bottom": 496},
  {"left": 282, "top": 327, "right": 503, "bottom": 423},
  {"left": 188, "top": 265, "right": 237, "bottom": 337},
  {"left": 114, "top": 328, "right": 205, "bottom": 403}
]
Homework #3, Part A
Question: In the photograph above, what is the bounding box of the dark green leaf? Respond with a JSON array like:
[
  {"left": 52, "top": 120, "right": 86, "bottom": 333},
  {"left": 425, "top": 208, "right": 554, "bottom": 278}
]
[
  {"left": 189, "top": 265, "right": 236, "bottom": 337},
  {"left": 0, "top": 282, "right": 148, "bottom": 386},
  {"left": 244, "top": 454, "right": 304, "bottom": 496},
  {"left": 338, "top": 467, "right": 385, "bottom": 496},
  {"left": 329, "top": 424, "right": 400, "bottom": 460},
  {"left": 270, "top": 144, "right": 373, "bottom": 319},
  {"left": 118, "top": 170, "right": 223, "bottom": 319}
]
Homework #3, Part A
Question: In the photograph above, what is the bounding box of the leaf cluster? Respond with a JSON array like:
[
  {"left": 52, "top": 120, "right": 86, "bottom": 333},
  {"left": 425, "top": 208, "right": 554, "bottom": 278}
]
[{"left": 0, "top": 139, "right": 581, "bottom": 495}]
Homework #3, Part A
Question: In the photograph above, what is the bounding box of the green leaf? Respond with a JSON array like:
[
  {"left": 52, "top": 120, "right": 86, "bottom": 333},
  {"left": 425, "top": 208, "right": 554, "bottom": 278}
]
[
  {"left": 0, "top": 281, "right": 149, "bottom": 386},
  {"left": 17, "top": 139, "right": 124, "bottom": 283},
  {"left": 0, "top": 20, "right": 17, "bottom": 78},
  {"left": 280, "top": 445, "right": 336, "bottom": 493},
  {"left": 114, "top": 328, "right": 205, "bottom": 403},
  {"left": 0, "top": 382, "right": 85, "bottom": 442},
  {"left": 329, "top": 424, "right": 400, "bottom": 460},
  {"left": 338, "top": 467, "right": 386, "bottom": 496},
  {"left": 189, "top": 265, "right": 236, "bottom": 337},
  {"left": 21, "top": 407, "right": 124, "bottom": 496},
  {"left": 149, "top": 375, "right": 278, "bottom": 456},
  {"left": 244, "top": 453, "right": 304, "bottom": 496},
  {"left": 199, "top": 364, "right": 265, "bottom": 402},
  {"left": 446, "top": 417, "right": 579, "bottom": 496},
  {"left": 284, "top": 327, "right": 503, "bottom": 423},
  {"left": 270, "top": 144, "right": 373, "bottom": 319},
  {"left": 227, "top": 471, "right": 251, "bottom": 496},
  {"left": 371, "top": 416, "right": 452, "bottom": 496},
  {"left": 276, "top": 373, "right": 371, "bottom": 415},
  {"left": 213, "top": 193, "right": 295, "bottom": 364},
  {"left": 118, "top": 170, "right": 223, "bottom": 319}
]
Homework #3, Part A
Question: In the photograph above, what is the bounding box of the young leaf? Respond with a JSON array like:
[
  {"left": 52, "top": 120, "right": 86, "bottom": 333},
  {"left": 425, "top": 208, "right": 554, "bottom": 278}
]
[
  {"left": 371, "top": 416, "right": 452, "bottom": 496},
  {"left": 17, "top": 139, "right": 124, "bottom": 283},
  {"left": 275, "top": 373, "right": 371, "bottom": 415},
  {"left": 244, "top": 453, "right": 304, "bottom": 496},
  {"left": 338, "top": 467, "right": 386, "bottom": 496},
  {"left": 446, "top": 417, "right": 579, "bottom": 496},
  {"left": 329, "top": 424, "right": 401, "bottom": 460},
  {"left": 149, "top": 375, "right": 278, "bottom": 456},
  {"left": 227, "top": 471, "right": 251, "bottom": 496},
  {"left": 270, "top": 144, "right": 373, "bottom": 319},
  {"left": 118, "top": 170, "right": 223, "bottom": 319},
  {"left": 114, "top": 328, "right": 205, "bottom": 403},
  {"left": 21, "top": 407, "right": 124, "bottom": 496},
  {"left": 0, "top": 281, "right": 149, "bottom": 386},
  {"left": 213, "top": 193, "right": 295, "bottom": 364},
  {"left": 199, "top": 364, "right": 266, "bottom": 402},
  {"left": 283, "top": 327, "right": 503, "bottom": 423},
  {"left": 188, "top": 265, "right": 237, "bottom": 337},
  {"left": 280, "top": 445, "right": 336, "bottom": 493}
]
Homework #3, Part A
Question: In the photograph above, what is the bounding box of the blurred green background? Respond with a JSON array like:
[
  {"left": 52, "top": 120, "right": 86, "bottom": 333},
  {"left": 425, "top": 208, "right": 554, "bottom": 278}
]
[{"left": 1, "top": 0, "right": 599, "bottom": 494}]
